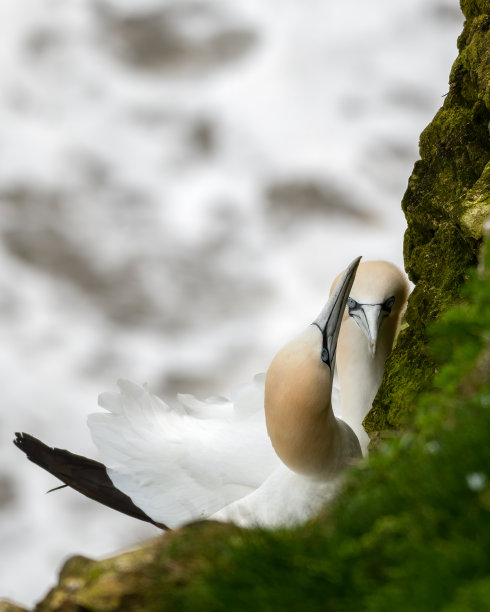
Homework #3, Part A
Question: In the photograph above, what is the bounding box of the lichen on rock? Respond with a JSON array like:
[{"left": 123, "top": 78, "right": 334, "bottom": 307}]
[
  {"left": 34, "top": 544, "right": 162, "bottom": 612},
  {"left": 365, "top": 2, "right": 490, "bottom": 435},
  {"left": 0, "top": 602, "right": 30, "bottom": 612}
]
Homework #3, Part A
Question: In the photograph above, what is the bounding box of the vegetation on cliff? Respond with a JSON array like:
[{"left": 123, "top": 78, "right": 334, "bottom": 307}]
[{"left": 367, "top": 0, "right": 490, "bottom": 433}]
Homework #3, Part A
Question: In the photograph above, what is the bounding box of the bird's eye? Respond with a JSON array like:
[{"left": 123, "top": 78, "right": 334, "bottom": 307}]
[
  {"left": 321, "top": 347, "right": 330, "bottom": 365},
  {"left": 382, "top": 296, "right": 395, "bottom": 313},
  {"left": 347, "top": 297, "right": 358, "bottom": 310}
]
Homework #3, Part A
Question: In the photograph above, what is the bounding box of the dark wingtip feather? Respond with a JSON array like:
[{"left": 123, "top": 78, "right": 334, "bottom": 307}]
[{"left": 13, "top": 431, "right": 169, "bottom": 531}]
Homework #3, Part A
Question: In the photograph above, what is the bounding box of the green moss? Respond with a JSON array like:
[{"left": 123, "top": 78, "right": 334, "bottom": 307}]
[
  {"left": 365, "top": 2, "right": 490, "bottom": 435},
  {"left": 57, "top": 555, "right": 92, "bottom": 582},
  {"left": 460, "top": 0, "right": 490, "bottom": 22},
  {"left": 444, "top": 578, "right": 490, "bottom": 611},
  {"left": 461, "top": 161, "right": 490, "bottom": 238}
]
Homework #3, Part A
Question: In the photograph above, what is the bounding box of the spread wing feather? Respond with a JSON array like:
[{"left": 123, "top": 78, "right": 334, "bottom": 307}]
[{"left": 88, "top": 376, "right": 280, "bottom": 528}]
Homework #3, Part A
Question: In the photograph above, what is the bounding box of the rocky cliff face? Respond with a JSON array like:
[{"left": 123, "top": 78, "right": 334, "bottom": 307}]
[{"left": 366, "top": 1, "right": 490, "bottom": 434}]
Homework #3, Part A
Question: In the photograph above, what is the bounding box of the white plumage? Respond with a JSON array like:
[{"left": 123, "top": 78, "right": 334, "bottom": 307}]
[
  {"left": 89, "top": 376, "right": 280, "bottom": 528},
  {"left": 16, "top": 257, "right": 409, "bottom": 530}
]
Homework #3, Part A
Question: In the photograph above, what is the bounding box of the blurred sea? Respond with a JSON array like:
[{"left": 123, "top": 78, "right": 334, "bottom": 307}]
[{"left": 0, "top": 0, "right": 463, "bottom": 606}]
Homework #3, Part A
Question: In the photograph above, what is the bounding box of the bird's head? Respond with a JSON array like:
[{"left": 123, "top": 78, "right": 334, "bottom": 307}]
[
  {"left": 331, "top": 260, "right": 409, "bottom": 357},
  {"left": 264, "top": 257, "right": 361, "bottom": 475}
]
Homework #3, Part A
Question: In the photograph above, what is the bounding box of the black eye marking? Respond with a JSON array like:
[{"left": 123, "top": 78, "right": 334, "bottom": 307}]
[
  {"left": 382, "top": 296, "right": 395, "bottom": 313},
  {"left": 347, "top": 297, "right": 359, "bottom": 310},
  {"left": 311, "top": 322, "right": 332, "bottom": 367},
  {"left": 347, "top": 296, "right": 395, "bottom": 317}
]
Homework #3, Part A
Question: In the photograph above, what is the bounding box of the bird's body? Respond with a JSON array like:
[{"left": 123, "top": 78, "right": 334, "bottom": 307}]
[
  {"left": 212, "top": 462, "right": 340, "bottom": 528},
  {"left": 14, "top": 257, "right": 409, "bottom": 529}
]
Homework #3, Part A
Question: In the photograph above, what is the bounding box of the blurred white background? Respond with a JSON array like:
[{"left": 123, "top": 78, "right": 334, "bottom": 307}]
[{"left": 0, "top": 0, "right": 463, "bottom": 607}]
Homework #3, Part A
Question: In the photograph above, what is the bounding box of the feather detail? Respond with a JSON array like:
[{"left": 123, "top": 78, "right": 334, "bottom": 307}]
[{"left": 88, "top": 378, "right": 280, "bottom": 528}]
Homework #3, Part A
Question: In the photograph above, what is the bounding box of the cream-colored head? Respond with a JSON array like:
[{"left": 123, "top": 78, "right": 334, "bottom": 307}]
[
  {"left": 330, "top": 261, "right": 409, "bottom": 357},
  {"left": 265, "top": 257, "right": 362, "bottom": 477}
]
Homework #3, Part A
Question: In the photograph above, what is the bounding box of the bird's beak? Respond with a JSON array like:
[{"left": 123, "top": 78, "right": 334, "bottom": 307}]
[
  {"left": 351, "top": 304, "right": 383, "bottom": 357},
  {"left": 314, "top": 256, "right": 361, "bottom": 368}
]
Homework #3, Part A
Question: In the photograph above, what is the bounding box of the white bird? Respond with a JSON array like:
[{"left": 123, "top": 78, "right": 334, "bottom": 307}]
[
  {"left": 14, "top": 257, "right": 406, "bottom": 529},
  {"left": 330, "top": 261, "right": 409, "bottom": 454}
]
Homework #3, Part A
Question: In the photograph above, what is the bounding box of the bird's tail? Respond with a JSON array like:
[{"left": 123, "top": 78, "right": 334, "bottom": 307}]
[{"left": 13, "top": 432, "right": 168, "bottom": 530}]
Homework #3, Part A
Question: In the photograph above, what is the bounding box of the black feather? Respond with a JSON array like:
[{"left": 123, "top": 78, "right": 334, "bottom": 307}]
[{"left": 14, "top": 432, "right": 168, "bottom": 530}]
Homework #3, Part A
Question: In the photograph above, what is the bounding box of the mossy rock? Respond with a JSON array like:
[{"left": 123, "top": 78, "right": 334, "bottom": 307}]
[
  {"left": 34, "top": 541, "right": 161, "bottom": 612},
  {"left": 33, "top": 523, "right": 240, "bottom": 612},
  {"left": 0, "top": 602, "right": 30, "bottom": 612},
  {"left": 365, "top": 1, "right": 490, "bottom": 434}
]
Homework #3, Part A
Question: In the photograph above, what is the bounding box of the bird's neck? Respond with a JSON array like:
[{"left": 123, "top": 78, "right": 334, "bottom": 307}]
[
  {"left": 336, "top": 316, "right": 397, "bottom": 452},
  {"left": 265, "top": 327, "right": 358, "bottom": 477}
]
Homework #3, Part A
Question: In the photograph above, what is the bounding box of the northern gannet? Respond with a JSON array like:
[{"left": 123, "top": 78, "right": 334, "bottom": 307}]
[
  {"left": 14, "top": 257, "right": 371, "bottom": 529},
  {"left": 331, "top": 261, "right": 409, "bottom": 454}
]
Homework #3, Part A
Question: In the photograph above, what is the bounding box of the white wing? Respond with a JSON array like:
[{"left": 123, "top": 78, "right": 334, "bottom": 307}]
[{"left": 88, "top": 376, "right": 280, "bottom": 529}]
